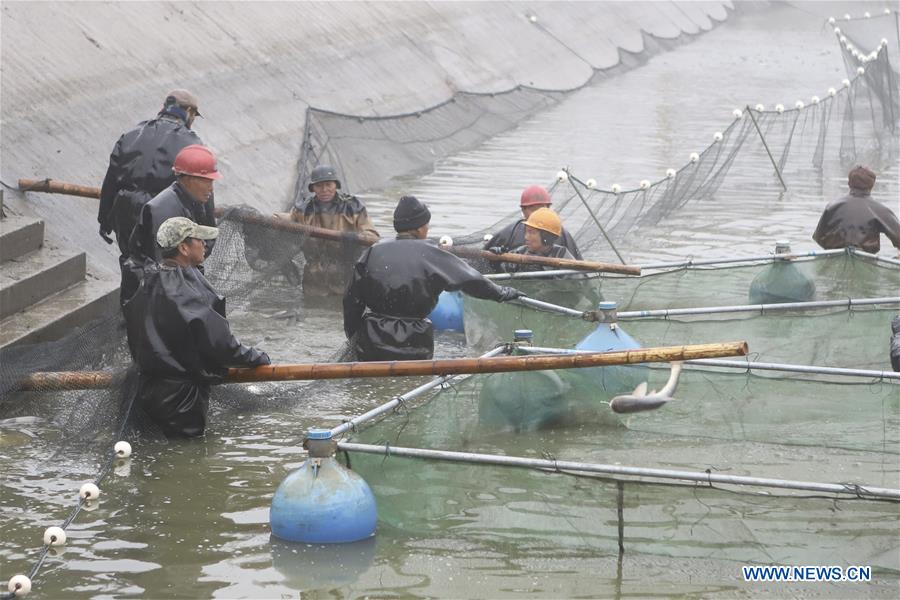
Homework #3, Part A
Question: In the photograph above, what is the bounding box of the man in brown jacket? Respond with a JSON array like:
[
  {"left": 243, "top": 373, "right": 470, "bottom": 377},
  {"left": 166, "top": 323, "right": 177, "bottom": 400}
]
[
  {"left": 281, "top": 165, "right": 379, "bottom": 296},
  {"left": 813, "top": 165, "right": 900, "bottom": 255}
]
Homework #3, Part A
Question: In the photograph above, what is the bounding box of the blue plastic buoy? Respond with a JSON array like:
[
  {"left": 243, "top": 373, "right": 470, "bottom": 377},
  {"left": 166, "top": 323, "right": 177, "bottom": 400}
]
[
  {"left": 270, "top": 429, "right": 377, "bottom": 544},
  {"left": 575, "top": 302, "right": 646, "bottom": 395},
  {"left": 429, "top": 291, "right": 464, "bottom": 331}
]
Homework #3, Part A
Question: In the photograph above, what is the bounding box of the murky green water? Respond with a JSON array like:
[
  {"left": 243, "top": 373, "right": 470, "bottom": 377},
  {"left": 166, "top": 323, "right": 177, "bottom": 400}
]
[{"left": 2, "top": 4, "right": 899, "bottom": 599}]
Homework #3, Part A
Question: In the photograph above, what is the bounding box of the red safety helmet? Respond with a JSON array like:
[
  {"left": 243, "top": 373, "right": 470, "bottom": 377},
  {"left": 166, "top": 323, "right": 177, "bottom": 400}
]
[
  {"left": 519, "top": 185, "right": 551, "bottom": 207},
  {"left": 173, "top": 145, "right": 222, "bottom": 180}
]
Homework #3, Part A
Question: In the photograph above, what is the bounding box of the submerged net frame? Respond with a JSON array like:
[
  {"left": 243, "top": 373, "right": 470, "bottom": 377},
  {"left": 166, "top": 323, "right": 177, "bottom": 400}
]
[{"left": 3, "top": 6, "right": 900, "bottom": 598}]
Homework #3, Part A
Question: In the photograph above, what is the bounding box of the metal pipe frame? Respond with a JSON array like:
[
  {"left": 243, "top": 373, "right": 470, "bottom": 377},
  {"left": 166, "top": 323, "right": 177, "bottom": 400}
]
[
  {"left": 518, "top": 346, "right": 900, "bottom": 380},
  {"left": 617, "top": 296, "right": 900, "bottom": 319},
  {"left": 337, "top": 442, "right": 900, "bottom": 500},
  {"left": 329, "top": 346, "right": 508, "bottom": 437}
]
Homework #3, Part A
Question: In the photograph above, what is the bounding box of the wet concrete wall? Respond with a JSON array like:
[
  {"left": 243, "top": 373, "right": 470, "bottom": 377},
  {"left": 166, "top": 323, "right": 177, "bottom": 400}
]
[{"left": 1, "top": 1, "right": 732, "bottom": 274}]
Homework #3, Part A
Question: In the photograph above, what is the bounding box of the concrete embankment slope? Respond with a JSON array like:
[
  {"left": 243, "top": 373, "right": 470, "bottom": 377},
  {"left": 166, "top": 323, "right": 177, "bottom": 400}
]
[{"left": 1, "top": 1, "right": 731, "bottom": 275}]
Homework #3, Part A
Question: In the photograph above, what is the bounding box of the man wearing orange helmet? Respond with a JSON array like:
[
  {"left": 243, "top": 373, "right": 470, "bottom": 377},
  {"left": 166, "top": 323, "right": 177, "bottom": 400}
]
[
  {"left": 499, "top": 207, "right": 576, "bottom": 273},
  {"left": 483, "top": 185, "right": 582, "bottom": 272},
  {"left": 124, "top": 144, "right": 221, "bottom": 301}
]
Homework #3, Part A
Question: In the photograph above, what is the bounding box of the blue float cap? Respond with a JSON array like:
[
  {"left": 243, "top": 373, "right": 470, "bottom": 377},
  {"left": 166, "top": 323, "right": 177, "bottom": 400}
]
[
  {"left": 598, "top": 301, "right": 618, "bottom": 310},
  {"left": 307, "top": 429, "right": 333, "bottom": 440},
  {"left": 513, "top": 329, "right": 534, "bottom": 341}
]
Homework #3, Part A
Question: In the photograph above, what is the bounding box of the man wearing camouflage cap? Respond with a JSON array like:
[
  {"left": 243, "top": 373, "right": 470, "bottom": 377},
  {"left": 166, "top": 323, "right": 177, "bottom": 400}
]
[
  {"left": 98, "top": 89, "right": 208, "bottom": 303},
  {"left": 124, "top": 217, "right": 270, "bottom": 438}
]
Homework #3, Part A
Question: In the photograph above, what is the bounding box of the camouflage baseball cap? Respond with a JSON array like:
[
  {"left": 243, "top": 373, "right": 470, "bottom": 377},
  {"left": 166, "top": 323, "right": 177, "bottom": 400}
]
[{"left": 157, "top": 217, "right": 218, "bottom": 250}]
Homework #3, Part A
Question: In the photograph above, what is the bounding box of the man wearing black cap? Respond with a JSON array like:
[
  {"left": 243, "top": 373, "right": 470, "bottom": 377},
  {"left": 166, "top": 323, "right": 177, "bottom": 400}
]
[
  {"left": 343, "top": 196, "right": 524, "bottom": 361},
  {"left": 98, "top": 89, "right": 208, "bottom": 291},
  {"left": 813, "top": 165, "right": 900, "bottom": 254}
]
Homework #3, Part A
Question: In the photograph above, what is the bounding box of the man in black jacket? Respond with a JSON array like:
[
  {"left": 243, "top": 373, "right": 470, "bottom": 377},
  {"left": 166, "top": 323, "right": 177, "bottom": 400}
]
[
  {"left": 124, "top": 217, "right": 270, "bottom": 438},
  {"left": 124, "top": 144, "right": 220, "bottom": 302},
  {"left": 344, "top": 196, "right": 523, "bottom": 361},
  {"left": 98, "top": 90, "right": 204, "bottom": 258},
  {"left": 813, "top": 165, "right": 900, "bottom": 254}
]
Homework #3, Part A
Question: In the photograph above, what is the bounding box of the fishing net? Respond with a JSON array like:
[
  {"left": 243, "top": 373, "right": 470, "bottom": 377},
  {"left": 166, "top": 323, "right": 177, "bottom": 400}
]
[{"left": 2, "top": 6, "right": 900, "bottom": 597}]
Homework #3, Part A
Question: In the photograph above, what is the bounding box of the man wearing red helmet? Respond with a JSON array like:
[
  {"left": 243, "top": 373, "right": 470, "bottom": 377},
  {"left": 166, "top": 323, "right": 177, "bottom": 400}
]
[
  {"left": 483, "top": 185, "right": 582, "bottom": 272},
  {"left": 124, "top": 144, "right": 221, "bottom": 301}
]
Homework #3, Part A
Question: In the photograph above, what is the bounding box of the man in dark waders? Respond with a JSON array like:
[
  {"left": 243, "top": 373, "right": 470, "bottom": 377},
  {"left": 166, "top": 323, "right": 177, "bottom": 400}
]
[
  {"left": 343, "top": 195, "right": 524, "bottom": 361},
  {"left": 483, "top": 185, "right": 582, "bottom": 272},
  {"left": 98, "top": 90, "right": 205, "bottom": 296},
  {"left": 124, "top": 144, "right": 220, "bottom": 302},
  {"left": 124, "top": 217, "right": 270, "bottom": 438},
  {"left": 813, "top": 165, "right": 900, "bottom": 255}
]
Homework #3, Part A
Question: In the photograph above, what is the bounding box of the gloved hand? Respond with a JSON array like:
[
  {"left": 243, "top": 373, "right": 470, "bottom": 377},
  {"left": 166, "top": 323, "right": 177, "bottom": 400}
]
[
  {"left": 487, "top": 246, "right": 505, "bottom": 255},
  {"left": 498, "top": 286, "right": 525, "bottom": 302},
  {"left": 257, "top": 352, "right": 272, "bottom": 365},
  {"left": 99, "top": 226, "right": 114, "bottom": 245}
]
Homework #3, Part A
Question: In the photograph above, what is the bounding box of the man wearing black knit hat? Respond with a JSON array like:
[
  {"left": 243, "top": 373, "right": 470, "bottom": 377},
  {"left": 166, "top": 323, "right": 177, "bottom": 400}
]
[
  {"left": 813, "top": 165, "right": 900, "bottom": 254},
  {"left": 343, "top": 196, "right": 524, "bottom": 361}
]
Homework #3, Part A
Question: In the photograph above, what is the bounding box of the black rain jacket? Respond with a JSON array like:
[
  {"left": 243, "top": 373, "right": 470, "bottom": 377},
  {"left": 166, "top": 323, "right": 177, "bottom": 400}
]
[
  {"left": 98, "top": 112, "right": 202, "bottom": 254},
  {"left": 122, "top": 181, "right": 216, "bottom": 302},
  {"left": 123, "top": 261, "right": 268, "bottom": 437},
  {"left": 501, "top": 244, "right": 576, "bottom": 273},
  {"left": 344, "top": 236, "right": 506, "bottom": 361}
]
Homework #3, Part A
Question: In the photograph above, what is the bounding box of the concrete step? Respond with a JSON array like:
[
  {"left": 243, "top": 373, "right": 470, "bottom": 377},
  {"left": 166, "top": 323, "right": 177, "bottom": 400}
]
[
  {"left": 0, "top": 248, "right": 86, "bottom": 319},
  {"left": 0, "top": 216, "right": 44, "bottom": 262},
  {"left": 0, "top": 273, "right": 119, "bottom": 349}
]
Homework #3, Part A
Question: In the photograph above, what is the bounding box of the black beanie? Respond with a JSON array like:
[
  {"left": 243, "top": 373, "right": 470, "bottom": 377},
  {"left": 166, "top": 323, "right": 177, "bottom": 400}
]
[{"left": 393, "top": 195, "right": 431, "bottom": 232}]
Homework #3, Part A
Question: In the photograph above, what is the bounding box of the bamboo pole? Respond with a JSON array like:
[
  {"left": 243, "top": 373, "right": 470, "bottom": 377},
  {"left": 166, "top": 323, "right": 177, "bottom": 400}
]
[
  {"left": 449, "top": 245, "right": 641, "bottom": 275},
  {"left": 18, "top": 178, "right": 101, "bottom": 199},
  {"left": 19, "top": 341, "right": 747, "bottom": 391}
]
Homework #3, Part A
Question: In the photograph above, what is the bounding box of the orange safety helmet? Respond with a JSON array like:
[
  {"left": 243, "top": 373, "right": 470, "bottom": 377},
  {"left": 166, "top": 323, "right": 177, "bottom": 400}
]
[
  {"left": 173, "top": 145, "right": 222, "bottom": 180},
  {"left": 524, "top": 207, "right": 562, "bottom": 237},
  {"left": 519, "top": 185, "right": 551, "bottom": 207}
]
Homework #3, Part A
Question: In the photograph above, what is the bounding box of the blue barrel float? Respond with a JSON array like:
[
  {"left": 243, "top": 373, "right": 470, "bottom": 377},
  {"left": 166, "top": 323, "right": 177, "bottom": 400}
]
[
  {"left": 429, "top": 291, "right": 465, "bottom": 331},
  {"left": 270, "top": 429, "right": 377, "bottom": 543},
  {"left": 573, "top": 301, "right": 646, "bottom": 396}
]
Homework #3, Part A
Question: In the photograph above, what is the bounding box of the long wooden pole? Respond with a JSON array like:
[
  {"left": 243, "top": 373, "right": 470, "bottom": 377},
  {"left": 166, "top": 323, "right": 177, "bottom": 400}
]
[
  {"left": 18, "top": 178, "right": 101, "bottom": 199},
  {"left": 449, "top": 245, "right": 640, "bottom": 276},
  {"left": 19, "top": 341, "right": 746, "bottom": 391},
  {"left": 14, "top": 181, "right": 640, "bottom": 274}
]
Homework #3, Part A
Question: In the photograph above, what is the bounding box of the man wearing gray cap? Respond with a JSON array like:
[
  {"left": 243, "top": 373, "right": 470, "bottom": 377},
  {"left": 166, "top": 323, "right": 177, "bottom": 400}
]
[
  {"left": 124, "top": 217, "right": 270, "bottom": 438},
  {"left": 98, "top": 89, "right": 209, "bottom": 302}
]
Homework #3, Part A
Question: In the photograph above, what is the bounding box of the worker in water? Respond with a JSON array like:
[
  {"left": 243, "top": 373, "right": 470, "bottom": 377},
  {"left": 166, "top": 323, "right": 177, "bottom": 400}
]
[
  {"left": 483, "top": 185, "right": 582, "bottom": 272},
  {"left": 343, "top": 195, "right": 524, "bottom": 361},
  {"left": 496, "top": 207, "right": 576, "bottom": 273},
  {"left": 812, "top": 165, "right": 900, "bottom": 255},
  {"left": 284, "top": 164, "right": 379, "bottom": 296},
  {"left": 124, "top": 217, "right": 270, "bottom": 438},
  {"left": 125, "top": 144, "right": 221, "bottom": 301},
  {"left": 98, "top": 90, "right": 205, "bottom": 268}
]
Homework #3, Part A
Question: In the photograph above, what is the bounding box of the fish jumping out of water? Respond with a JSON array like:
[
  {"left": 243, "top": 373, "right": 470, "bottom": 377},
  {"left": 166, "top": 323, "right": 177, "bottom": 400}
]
[{"left": 609, "top": 362, "right": 683, "bottom": 414}]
